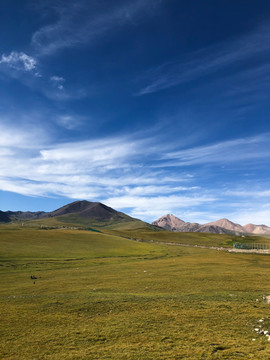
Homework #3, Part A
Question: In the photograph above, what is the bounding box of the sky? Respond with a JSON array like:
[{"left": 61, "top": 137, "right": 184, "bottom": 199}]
[{"left": 0, "top": 0, "right": 270, "bottom": 225}]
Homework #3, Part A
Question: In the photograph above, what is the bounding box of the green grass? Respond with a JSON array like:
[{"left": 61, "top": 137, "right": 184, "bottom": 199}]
[
  {"left": 4, "top": 213, "right": 161, "bottom": 232},
  {"left": 1, "top": 227, "right": 270, "bottom": 359},
  {"left": 0, "top": 228, "right": 166, "bottom": 260},
  {"left": 107, "top": 229, "right": 270, "bottom": 248}
]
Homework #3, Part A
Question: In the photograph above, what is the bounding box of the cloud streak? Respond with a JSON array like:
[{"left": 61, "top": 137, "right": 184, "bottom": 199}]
[
  {"left": 138, "top": 24, "right": 270, "bottom": 94},
  {"left": 160, "top": 133, "right": 270, "bottom": 167},
  {"left": 32, "top": 0, "right": 160, "bottom": 55}
]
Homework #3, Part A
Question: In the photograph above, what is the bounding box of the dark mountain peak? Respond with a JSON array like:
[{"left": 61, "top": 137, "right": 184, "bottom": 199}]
[
  {"left": 79, "top": 202, "right": 120, "bottom": 220},
  {"left": 48, "top": 200, "right": 126, "bottom": 221},
  {"left": 48, "top": 200, "right": 95, "bottom": 217}
]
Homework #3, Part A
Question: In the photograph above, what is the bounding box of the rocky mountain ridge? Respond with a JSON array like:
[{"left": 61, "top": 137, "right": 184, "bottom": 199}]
[{"left": 152, "top": 214, "right": 270, "bottom": 235}]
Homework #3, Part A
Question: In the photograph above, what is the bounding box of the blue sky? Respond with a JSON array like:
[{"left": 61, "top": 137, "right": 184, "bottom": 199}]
[{"left": 0, "top": 0, "right": 270, "bottom": 225}]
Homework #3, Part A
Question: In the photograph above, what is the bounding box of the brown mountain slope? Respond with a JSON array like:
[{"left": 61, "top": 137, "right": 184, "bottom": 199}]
[
  {"left": 205, "top": 218, "right": 244, "bottom": 233},
  {"left": 152, "top": 215, "right": 270, "bottom": 234},
  {"left": 152, "top": 215, "right": 235, "bottom": 234},
  {"left": 243, "top": 223, "right": 270, "bottom": 234},
  {"left": 152, "top": 214, "right": 185, "bottom": 231}
]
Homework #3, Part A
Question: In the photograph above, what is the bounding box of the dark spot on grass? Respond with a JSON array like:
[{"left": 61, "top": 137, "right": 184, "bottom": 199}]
[
  {"left": 212, "top": 345, "right": 229, "bottom": 353},
  {"left": 161, "top": 336, "right": 169, "bottom": 341}
]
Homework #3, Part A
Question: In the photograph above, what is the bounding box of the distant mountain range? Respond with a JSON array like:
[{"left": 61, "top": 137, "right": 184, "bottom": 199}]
[
  {"left": 152, "top": 214, "right": 270, "bottom": 235},
  {"left": 1, "top": 202, "right": 270, "bottom": 235}
]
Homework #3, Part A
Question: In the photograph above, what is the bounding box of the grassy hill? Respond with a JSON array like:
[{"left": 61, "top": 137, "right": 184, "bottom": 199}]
[{"left": 1, "top": 226, "right": 270, "bottom": 359}]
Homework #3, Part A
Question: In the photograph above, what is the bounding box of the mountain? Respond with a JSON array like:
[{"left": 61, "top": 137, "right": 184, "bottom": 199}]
[
  {"left": 2, "top": 200, "right": 131, "bottom": 223},
  {"left": 47, "top": 201, "right": 126, "bottom": 221},
  {"left": 152, "top": 215, "right": 270, "bottom": 235},
  {"left": 243, "top": 223, "right": 270, "bottom": 235},
  {"left": 42, "top": 200, "right": 143, "bottom": 228},
  {"left": 152, "top": 214, "right": 185, "bottom": 231},
  {"left": 0, "top": 210, "right": 11, "bottom": 223},
  {"left": 6, "top": 211, "right": 47, "bottom": 220},
  {"left": 206, "top": 219, "right": 270, "bottom": 235},
  {"left": 1, "top": 200, "right": 158, "bottom": 231},
  {"left": 195, "top": 224, "right": 231, "bottom": 234},
  {"left": 152, "top": 215, "right": 232, "bottom": 234},
  {"left": 2, "top": 201, "right": 270, "bottom": 234},
  {"left": 205, "top": 218, "right": 244, "bottom": 233}
]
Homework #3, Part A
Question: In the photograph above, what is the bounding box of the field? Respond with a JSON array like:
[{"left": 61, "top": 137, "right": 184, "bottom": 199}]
[{"left": 1, "top": 227, "right": 270, "bottom": 359}]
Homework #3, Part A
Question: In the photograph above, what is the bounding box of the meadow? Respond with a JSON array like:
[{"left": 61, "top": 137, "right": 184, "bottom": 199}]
[{"left": 1, "top": 227, "right": 270, "bottom": 359}]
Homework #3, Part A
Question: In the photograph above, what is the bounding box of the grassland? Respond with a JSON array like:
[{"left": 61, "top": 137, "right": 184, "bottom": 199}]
[
  {"left": 1, "top": 227, "right": 270, "bottom": 359},
  {"left": 107, "top": 228, "right": 270, "bottom": 248}
]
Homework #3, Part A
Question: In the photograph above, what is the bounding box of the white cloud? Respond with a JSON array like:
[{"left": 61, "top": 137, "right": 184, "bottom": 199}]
[
  {"left": 0, "top": 122, "right": 47, "bottom": 149},
  {"left": 0, "top": 120, "right": 270, "bottom": 224},
  {"left": 56, "top": 115, "right": 80, "bottom": 130},
  {"left": 104, "top": 194, "right": 216, "bottom": 221},
  {"left": 40, "top": 137, "right": 138, "bottom": 164},
  {"left": 50, "top": 75, "right": 65, "bottom": 82},
  {"left": 117, "top": 185, "right": 199, "bottom": 196},
  {"left": 0, "top": 124, "right": 195, "bottom": 211},
  {"left": 228, "top": 210, "right": 270, "bottom": 227},
  {"left": 50, "top": 75, "right": 65, "bottom": 90},
  {"left": 0, "top": 51, "right": 37, "bottom": 73},
  {"left": 226, "top": 190, "right": 270, "bottom": 198},
  {"left": 106, "top": 194, "right": 216, "bottom": 209}
]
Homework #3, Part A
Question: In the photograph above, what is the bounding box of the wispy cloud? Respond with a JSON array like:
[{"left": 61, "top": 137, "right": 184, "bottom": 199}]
[
  {"left": 32, "top": 0, "right": 160, "bottom": 55},
  {"left": 105, "top": 194, "right": 216, "bottom": 220},
  {"left": 226, "top": 189, "right": 270, "bottom": 198},
  {"left": 0, "top": 118, "right": 269, "bottom": 223},
  {"left": 56, "top": 115, "right": 81, "bottom": 130},
  {"left": 0, "top": 121, "right": 48, "bottom": 149},
  {"left": 160, "top": 133, "right": 270, "bottom": 167},
  {"left": 0, "top": 121, "right": 198, "bottom": 216},
  {"left": 137, "top": 24, "right": 270, "bottom": 95}
]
